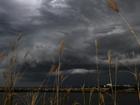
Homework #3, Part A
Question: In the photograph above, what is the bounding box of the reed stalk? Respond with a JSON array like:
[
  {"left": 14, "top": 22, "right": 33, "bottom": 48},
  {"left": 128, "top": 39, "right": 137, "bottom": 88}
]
[
  {"left": 99, "top": 93, "right": 105, "bottom": 105},
  {"left": 81, "top": 84, "right": 86, "bottom": 105},
  {"left": 88, "top": 88, "right": 94, "bottom": 105},
  {"left": 107, "top": 0, "right": 140, "bottom": 46},
  {"left": 56, "top": 40, "right": 64, "bottom": 105},
  {"left": 114, "top": 58, "right": 118, "bottom": 105},
  {"left": 107, "top": 50, "right": 113, "bottom": 91},
  {"left": 134, "top": 64, "right": 140, "bottom": 102},
  {"left": 3, "top": 34, "right": 22, "bottom": 105},
  {"left": 95, "top": 39, "right": 104, "bottom": 105},
  {"left": 95, "top": 39, "right": 100, "bottom": 91},
  {"left": 107, "top": 50, "right": 115, "bottom": 105}
]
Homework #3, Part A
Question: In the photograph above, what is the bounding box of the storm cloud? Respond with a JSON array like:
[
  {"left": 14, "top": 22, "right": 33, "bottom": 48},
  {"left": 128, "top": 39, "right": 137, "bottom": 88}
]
[{"left": 0, "top": 0, "right": 140, "bottom": 66}]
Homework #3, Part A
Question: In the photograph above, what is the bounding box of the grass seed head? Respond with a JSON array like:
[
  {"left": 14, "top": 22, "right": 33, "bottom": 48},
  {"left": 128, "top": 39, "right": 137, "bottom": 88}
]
[
  {"left": 95, "top": 39, "right": 100, "bottom": 49},
  {"left": 0, "top": 52, "right": 6, "bottom": 61},
  {"left": 107, "top": 0, "right": 119, "bottom": 13},
  {"left": 59, "top": 40, "right": 64, "bottom": 56},
  {"left": 49, "top": 64, "right": 59, "bottom": 73},
  {"left": 107, "top": 50, "right": 112, "bottom": 64}
]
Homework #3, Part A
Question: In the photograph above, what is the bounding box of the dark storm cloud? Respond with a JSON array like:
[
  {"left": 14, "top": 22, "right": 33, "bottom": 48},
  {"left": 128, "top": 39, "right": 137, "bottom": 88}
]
[
  {"left": 0, "top": 0, "right": 31, "bottom": 33},
  {"left": 0, "top": 0, "right": 139, "bottom": 86},
  {"left": 0, "top": 0, "right": 140, "bottom": 67}
]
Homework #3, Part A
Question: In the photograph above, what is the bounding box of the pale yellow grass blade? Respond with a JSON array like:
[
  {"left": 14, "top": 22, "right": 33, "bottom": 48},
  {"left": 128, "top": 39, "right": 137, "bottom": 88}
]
[{"left": 107, "top": 0, "right": 119, "bottom": 12}]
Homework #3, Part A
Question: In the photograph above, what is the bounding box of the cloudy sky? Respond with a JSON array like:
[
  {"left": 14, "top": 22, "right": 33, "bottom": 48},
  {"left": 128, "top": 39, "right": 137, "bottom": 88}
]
[{"left": 0, "top": 0, "right": 140, "bottom": 85}]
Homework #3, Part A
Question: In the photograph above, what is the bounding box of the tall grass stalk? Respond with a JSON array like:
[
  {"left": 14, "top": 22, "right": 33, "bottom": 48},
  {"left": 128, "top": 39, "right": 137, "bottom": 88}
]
[
  {"left": 95, "top": 40, "right": 100, "bottom": 91},
  {"left": 134, "top": 64, "right": 140, "bottom": 102},
  {"left": 31, "top": 93, "right": 38, "bottom": 105},
  {"left": 56, "top": 40, "right": 64, "bottom": 105},
  {"left": 107, "top": 50, "right": 115, "bottom": 105},
  {"left": 107, "top": 50, "right": 113, "bottom": 91},
  {"left": 114, "top": 58, "right": 118, "bottom": 105},
  {"left": 81, "top": 83, "right": 86, "bottom": 105},
  {"left": 99, "top": 93, "right": 105, "bottom": 105},
  {"left": 95, "top": 40, "right": 104, "bottom": 105},
  {"left": 118, "top": 13, "right": 140, "bottom": 46},
  {"left": 107, "top": 1, "right": 140, "bottom": 100},
  {"left": 3, "top": 34, "right": 22, "bottom": 105},
  {"left": 88, "top": 89, "right": 94, "bottom": 105},
  {"left": 107, "top": 0, "right": 140, "bottom": 46},
  {"left": 138, "top": 73, "right": 140, "bottom": 102}
]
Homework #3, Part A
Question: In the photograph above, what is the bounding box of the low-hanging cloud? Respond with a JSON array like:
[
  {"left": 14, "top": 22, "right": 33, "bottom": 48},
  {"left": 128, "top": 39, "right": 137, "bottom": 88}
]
[{"left": 0, "top": 0, "right": 140, "bottom": 66}]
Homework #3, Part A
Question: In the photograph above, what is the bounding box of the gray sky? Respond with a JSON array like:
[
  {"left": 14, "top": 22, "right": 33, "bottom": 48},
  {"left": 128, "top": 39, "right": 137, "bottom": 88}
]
[
  {"left": 0, "top": 0, "right": 140, "bottom": 66},
  {"left": 0, "top": 0, "right": 140, "bottom": 86}
]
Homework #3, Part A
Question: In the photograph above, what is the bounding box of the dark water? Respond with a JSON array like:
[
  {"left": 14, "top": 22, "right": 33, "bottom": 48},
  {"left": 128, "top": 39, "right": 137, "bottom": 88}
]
[
  {"left": 0, "top": 92, "right": 139, "bottom": 105},
  {"left": 0, "top": 69, "right": 140, "bottom": 105}
]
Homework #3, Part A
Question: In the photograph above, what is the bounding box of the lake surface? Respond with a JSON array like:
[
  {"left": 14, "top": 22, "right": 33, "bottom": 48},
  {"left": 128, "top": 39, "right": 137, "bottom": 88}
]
[{"left": 0, "top": 69, "right": 140, "bottom": 105}]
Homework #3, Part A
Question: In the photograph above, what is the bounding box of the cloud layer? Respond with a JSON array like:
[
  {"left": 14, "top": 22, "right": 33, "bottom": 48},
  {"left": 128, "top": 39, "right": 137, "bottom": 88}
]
[{"left": 0, "top": 0, "right": 140, "bottom": 66}]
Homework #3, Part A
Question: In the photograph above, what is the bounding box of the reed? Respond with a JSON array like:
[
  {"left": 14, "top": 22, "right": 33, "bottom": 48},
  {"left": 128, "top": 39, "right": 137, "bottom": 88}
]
[
  {"left": 99, "top": 93, "right": 105, "bottom": 105},
  {"left": 107, "top": 50, "right": 113, "bottom": 91},
  {"left": 107, "top": 0, "right": 119, "bottom": 13},
  {"left": 134, "top": 64, "right": 140, "bottom": 102},
  {"left": 95, "top": 39, "right": 100, "bottom": 91},
  {"left": 81, "top": 83, "right": 86, "bottom": 105},
  {"left": 0, "top": 52, "right": 6, "bottom": 61},
  {"left": 56, "top": 40, "right": 65, "bottom": 105},
  {"left": 31, "top": 94, "right": 37, "bottom": 105},
  {"left": 59, "top": 40, "right": 65, "bottom": 57},
  {"left": 107, "top": 0, "right": 140, "bottom": 46},
  {"left": 88, "top": 88, "right": 94, "bottom": 105},
  {"left": 138, "top": 73, "right": 140, "bottom": 101},
  {"left": 114, "top": 57, "right": 118, "bottom": 105},
  {"left": 107, "top": 50, "right": 116, "bottom": 105},
  {"left": 0, "top": 1, "right": 139, "bottom": 104},
  {"left": 3, "top": 34, "right": 23, "bottom": 105},
  {"left": 95, "top": 39, "right": 104, "bottom": 105},
  {"left": 107, "top": 0, "right": 140, "bottom": 103}
]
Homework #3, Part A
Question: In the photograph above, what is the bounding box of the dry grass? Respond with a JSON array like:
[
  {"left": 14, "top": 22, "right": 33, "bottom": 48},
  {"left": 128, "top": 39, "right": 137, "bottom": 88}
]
[
  {"left": 0, "top": 52, "right": 6, "bottom": 61},
  {"left": 134, "top": 64, "right": 140, "bottom": 102},
  {"left": 107, "top": 50, "right": 115, "bottom": 105},
  {"left": 2, "top": 34, "right": 23, "bottom": 105},
  {"left": 107, "top": 50, "right": 113, "bottom": 93},
  {"left": 107, "top": 0, "right": 119, "bottom": 12},
  {"left": 0, "top": 1, "right": 139, "bottom": 105},
  {"left": 114, "top": 58, "right": 118, "bottom": 105},
  {"left": 107, "top": 0, "right": 140, "bottom": 103},
  {"left": 56, "top": 40, "right": 65, "bottom": 105},
  {"left": 107, "top": 0, "right": 140, "bottom": 46},
  {"left": 95, "top": 39, "right": 100, "bottom": 90},
  {"left": 58, "top": 40, "right": 64, "bottom": 56},
  {"left": 99, "top": 93, "right": 105, "bottom": 105},
  {"left": 95, "top": 39, "right": 106, "bottom": 105},
  {"left": 138, "top": 73, "right": 140, "bottom": 101}
]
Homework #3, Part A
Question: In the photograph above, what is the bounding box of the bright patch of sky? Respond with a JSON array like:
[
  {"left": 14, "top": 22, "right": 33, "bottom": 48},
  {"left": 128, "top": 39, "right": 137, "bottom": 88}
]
[
  {"left": 15, "top": 0, "right": 42, "bottom": 7},
  {"left": 49, "top": 0, "right": 69, "bottom": 8}
]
